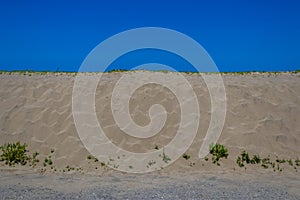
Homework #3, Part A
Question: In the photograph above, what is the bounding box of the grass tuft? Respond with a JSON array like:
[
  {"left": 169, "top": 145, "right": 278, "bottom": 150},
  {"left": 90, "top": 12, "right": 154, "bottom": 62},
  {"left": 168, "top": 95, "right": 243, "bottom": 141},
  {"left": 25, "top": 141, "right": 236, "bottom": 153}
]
[{"left": 209, "top": 143, "right": 228, "bottom": 166}]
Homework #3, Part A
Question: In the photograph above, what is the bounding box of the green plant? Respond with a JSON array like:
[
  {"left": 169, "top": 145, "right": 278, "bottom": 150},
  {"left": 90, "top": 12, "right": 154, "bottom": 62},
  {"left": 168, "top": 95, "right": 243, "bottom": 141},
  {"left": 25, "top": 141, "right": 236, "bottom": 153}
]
[
  {"left": 160, "top": 149, "right": 171, "bottom": 163},
  {"left": 44, "top": 157, "right": 53, "bottom": 166},
  {"left": 292, "top": 70, "right": 300, "bottom": 74},
  {"left": 271, "top": 162, "right": 275, "bottom": 168},
  {"left": 240, "top": 150, "right": 250, "bottom": 164},
  {"left": 66, "top": 165, "right": 75, "bottom": 171},
  {"left": 0, "top": 141, "right": 30, "bottom": 166},
  {"left": 43, "top": 153, "right": 54, "bottom": 167},
  {"left": 40, "top": 168, "right": 47, "bottom": 173},
  {"left": 30, "top": 152, "right": 40, "bottom": 167},
  {"left": 261, "top": 163, "right": 269, "bottom": 169},
  {"left": 260, "top": 157, "right": 272, "bottom": 169},
  {"left": 236, "top": 151, "right": 300, "bottom": 172},
  {"left": 209, "top": 143, "right": 228, "bottom": 165},
  {"left": 48, "top": 159, "right": 53, "bottom": 165},
  {"left": 107, "top": 69, "right": 128, "bottom": 73},
  {"left": 295, "top": 158, "right": 300, "bottom": 166},
  {"left": 182, "top": 153, "right": 190, "bottom": 160},
  {"left": 277, "top": 164, "right": 281, "bottom": 171},
  {"left": 87, "top": 154, "right": 98, "bottom": 162},
  {"left": 261, "top": 157, "right": 271, "bottom": 164},
  {"left": 236, "top": 156, "right": 244, "bottom": 167},
  {"left": 76, "top": 167, "right": 83, "bottom": 172},
  {"left": 250, "top": 155, "right": 261, "bottom": 164},
  {"left": 237, "top": 151, "right": 263, "bottom": 168},
  {"left": 147, "top": 160, "right": 156, "bottom": 167},
  {"left": 276, "top": 158, "right": 286, "bottom": 163}
]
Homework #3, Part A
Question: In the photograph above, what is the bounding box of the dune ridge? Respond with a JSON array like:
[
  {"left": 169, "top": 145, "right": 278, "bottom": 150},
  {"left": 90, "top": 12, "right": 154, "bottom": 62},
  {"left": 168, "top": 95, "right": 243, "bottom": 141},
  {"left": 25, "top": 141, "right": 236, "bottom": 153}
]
[{"left": 0, "top": 72, "right": 299, "bottom": 174}]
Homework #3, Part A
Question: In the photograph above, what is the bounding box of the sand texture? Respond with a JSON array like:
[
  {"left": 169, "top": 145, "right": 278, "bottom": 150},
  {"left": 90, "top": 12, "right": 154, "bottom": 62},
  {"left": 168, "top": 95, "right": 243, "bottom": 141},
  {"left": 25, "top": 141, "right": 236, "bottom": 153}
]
[{"left": 0, "top": 72, "right": 300, "bottom": 175}]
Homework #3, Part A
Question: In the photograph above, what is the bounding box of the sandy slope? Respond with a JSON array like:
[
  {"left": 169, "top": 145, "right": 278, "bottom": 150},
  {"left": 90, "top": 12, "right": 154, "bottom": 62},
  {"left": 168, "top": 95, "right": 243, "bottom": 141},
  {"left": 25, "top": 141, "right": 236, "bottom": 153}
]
[{"left": 0, "top": 72, "right": 299, "bottom": 175}]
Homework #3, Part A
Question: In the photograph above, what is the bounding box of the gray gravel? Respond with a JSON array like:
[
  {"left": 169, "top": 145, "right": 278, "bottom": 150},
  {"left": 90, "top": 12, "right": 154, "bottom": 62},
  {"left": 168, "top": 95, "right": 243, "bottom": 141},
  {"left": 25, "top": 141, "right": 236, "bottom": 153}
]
[{"left": 0, "top": 172, "right": 299, "bottom": 199}]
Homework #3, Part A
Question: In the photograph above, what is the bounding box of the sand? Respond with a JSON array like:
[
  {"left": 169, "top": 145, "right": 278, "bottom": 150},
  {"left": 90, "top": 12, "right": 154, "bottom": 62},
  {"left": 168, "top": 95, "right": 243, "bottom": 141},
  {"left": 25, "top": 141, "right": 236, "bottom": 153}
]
[{"left": 0, "top": 71, "right": 299, "bottom": 198}]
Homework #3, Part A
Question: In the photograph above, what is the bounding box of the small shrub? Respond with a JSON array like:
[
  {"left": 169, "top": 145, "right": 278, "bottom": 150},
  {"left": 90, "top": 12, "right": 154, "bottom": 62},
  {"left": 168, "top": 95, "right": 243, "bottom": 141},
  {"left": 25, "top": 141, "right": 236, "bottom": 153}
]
[
  {"left": 182, "top": 153, "right": 190, "bottom": 160},
  {"left": 87, "top": 154, "right": 98, "bottom": 162},
  {"left": 76, "top": 167, "right": 83, "bottom": 172},
  {"left": 240, "top": 150, "right": 250, "bottom": 164},
  {"left": 209, "top": 143, "right": 228, "bottom": 165},
  {"left": 48, "top": 159, "right": 53, "bottom": 165},
  {"left": 236, "top": 156, "right": 244, "bottom": 167},
  {"left": 0, "top": 142, "right": 29, "bottom": 166},
  {"left": 287, "top": 159, "right": 293, "bottom": 166},
  {"left": 270, "top": 162, "right": 275, "bottom": 168},
  {"left": 237, "top": 151, "right": 261, "bottom": 168},
  {"left": 66, "top": 165, "right": 75, "bottom": 171},
  {"left": 250, "top": 155, "right": 261, "bottom": 164},
  {"left": 147, "top": 160, "right": 156, "bottom": 167},
  {"left": 107, "top": 69, "right": 128, "bottom": 73},
  {"left": 160, "top": 149, "right": 171, "bottom": 163},
  {"left": 43, "top": 155, "right": 53, "bottom": 167},
  {"left": 236, "top": 151, "right": 300, "bottom": 172},
  {"left": 262, "top": 157, "right": 271, "bottom": 165},
  {"left": 277, "top": 164, "right": 281, "bottom": 171},
  {"left": 259, "top": 157, "right": 272, "bottom": 169},
  {"left": 261, "top": 163, "right": 269, "bottom": 169},
  {"left": 276, "top": 158, "right": 286, "bottom": 163},
  {"left": 30, "top": 152, "right": 39, "bottom": 167}
]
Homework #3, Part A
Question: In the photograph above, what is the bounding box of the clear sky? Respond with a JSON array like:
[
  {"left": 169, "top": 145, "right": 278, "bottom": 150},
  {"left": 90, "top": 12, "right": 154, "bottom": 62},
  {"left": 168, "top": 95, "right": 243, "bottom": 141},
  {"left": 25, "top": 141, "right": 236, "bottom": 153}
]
[{"left": 0, "top": 0, "right": 299, "bottom": 72}]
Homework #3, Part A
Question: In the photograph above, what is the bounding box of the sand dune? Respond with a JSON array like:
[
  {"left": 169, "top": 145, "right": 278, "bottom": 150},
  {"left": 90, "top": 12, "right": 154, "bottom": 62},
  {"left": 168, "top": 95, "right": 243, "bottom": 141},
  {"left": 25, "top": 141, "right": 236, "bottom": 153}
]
[{"left": 0, "top": 72, "right": 299, "bottom": 174}]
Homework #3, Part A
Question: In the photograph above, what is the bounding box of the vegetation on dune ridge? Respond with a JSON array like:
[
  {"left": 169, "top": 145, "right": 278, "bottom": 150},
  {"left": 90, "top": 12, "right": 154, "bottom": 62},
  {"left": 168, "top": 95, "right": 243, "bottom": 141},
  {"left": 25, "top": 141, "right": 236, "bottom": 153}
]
[
  {"left": 209, "top": 143, "right": 229, "bottom": 166},
  {"left": 0, "top": 69, "right": 299, "bottom": 75},
  {"left": 235, "top": 150, "right": 300, "bottom": 172},
  {"left": 0, "top": 141, "right": 299, "bottom": 173},
  {"left": 0, "top": 70, "right": 78, "bottom": 76},
  {"left": 0, "top": 141, "right": 39, "bottom": 167}
]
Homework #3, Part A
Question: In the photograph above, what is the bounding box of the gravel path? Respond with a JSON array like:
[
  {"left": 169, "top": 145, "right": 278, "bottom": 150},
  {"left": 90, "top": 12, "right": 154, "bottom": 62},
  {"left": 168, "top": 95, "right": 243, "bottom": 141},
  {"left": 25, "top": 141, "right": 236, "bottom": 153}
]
[{"left": 0, "top": 172, "right": 299, "bottom": 199}]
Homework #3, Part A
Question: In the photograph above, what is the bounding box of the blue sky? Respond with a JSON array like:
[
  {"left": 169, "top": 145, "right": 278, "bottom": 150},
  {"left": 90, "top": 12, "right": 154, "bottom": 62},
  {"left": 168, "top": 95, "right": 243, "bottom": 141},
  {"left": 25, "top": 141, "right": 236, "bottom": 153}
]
[{"left": 0, "top": 0, "right": 299, "bottom": 72}]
